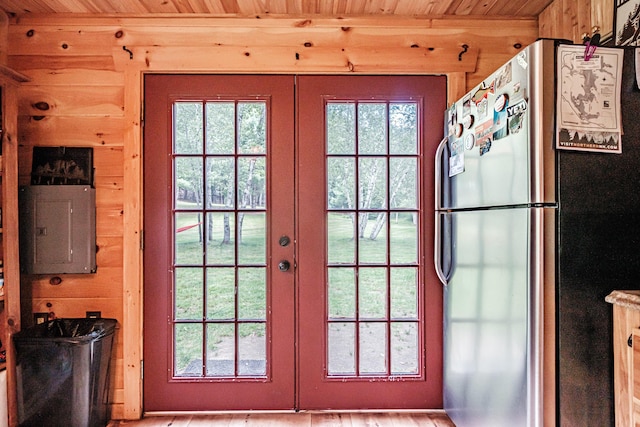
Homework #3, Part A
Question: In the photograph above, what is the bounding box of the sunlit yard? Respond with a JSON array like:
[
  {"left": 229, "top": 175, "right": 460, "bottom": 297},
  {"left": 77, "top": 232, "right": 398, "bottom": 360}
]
[
  {"left": 170, "top": 99, "right": 422, "bottom": 377},
  {"left": 172, "top": 205, "right": 420, "bottom": 375}
]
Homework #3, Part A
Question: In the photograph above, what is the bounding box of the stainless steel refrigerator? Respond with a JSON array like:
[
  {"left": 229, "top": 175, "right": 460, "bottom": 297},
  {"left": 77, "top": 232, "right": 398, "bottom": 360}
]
[{"left": 435, "top": 39, "right": 640, "bottom": 426}]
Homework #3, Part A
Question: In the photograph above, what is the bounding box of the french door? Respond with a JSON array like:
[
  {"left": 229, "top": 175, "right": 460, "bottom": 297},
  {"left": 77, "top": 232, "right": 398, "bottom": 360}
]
[
  {"left": 297, "top": 76, "right": 445, "bottom": 409},
  {"left": 143, "top": 74, "right": 445, "bottom": 411}
]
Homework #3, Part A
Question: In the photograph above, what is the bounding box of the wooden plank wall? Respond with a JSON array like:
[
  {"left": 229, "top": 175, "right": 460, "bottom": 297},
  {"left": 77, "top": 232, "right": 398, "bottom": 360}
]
[
  {"left": 5, "top": 14, "right": 537, "bottom": 420},
  {"left": 538, "top": 0, "right": 612, "bottom": 42}
]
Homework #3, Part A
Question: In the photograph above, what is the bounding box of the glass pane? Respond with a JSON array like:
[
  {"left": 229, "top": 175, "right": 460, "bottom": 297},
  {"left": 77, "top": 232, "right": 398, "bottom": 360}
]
[
  {"left": 358, "top": 157, "right": 386, "bottom": 209},
  {"left": 171, "top": 97, "right": 272, "bottom": 381},
  {"left": 328, "top": 267, "right": 355, "bottom": 319},
  {"left": 238, "top": 102, "right": 266, "bottom": 154},
  {"left": 238, "top": 157, "right": 266, "bottom": 210},
  {"left": 327, "top": 212, "right": 356, "bottom": 264},
  {"left": 324, "top": 96, "right": 423, "bottom": 380},
  {"left": 175, "top": 212, "right": 203, "bottom": 265},
  {"left": 175, "top": 267, "right": 203, "bottom": 320},
  {"left": 206, "top": 267, "right": 235, "bottom": 319},
  {"left": 206, "top": 102, "right": 235, "bottom": 154},
  {"left": 238, "top": 267, "right": 266, "bottom": 320},
  {"left": 390, "top": 157, "right": 417, "bottom": 209},
  {"left": 326, "top": 103, "right": 355, "bottom": 154},
  {"left": 328, "top": 322, "right": 355, "bottom": 375},
  {"left": 390, "top": 102, "right": 418, "bottom": 154},
  {"left": 238, "top": 323, "right": 266, "bottom": 376},
  {"left": 358, "top": 213, "right": 387, "bottom": 264},
  {"left": 238, "top": 212, "right": 266, "bottom": 264},
  {"left": 359, "top": 268, "right": 387, "bottom": 319},
  {"left": 175, "top": 157, "right": 204, "bottom": 209},
  {"left": 206, "top": 157, "right": 235, "bottom": 209},
  {"left": 206, "top": 323, "right": 235, "bottom": 376},
  {"left": 390, "top": 213, "right": 417, "bottom": 264},
  {"left": 205, "top": 212, "right": 235, "bottom": 265},
  {"left": 174, "top": 323, "right": 203, "bottom": 376},
  {"left": 327, "top": 157, "right": 355, "bottom": 210},
  {"left": 359, "top": 322, "right": 387, "bottom": 374},
  {"left": 174, "top": 102, "right": 203, "bottom": 154},
  {"left": 391, "top": 322, "right": 418, "bottom": 374},
  {"left": 358, "top": 103, "right": 387, "bottom": 155},
  {"left": 390, "top": 267, "right": 418, "bottom": 319}
]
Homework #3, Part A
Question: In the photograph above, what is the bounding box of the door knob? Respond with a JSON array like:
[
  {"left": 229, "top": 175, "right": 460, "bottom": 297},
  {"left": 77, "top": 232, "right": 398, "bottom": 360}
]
[{"left": 278, "top": 260, "right": 290, "bottom": 272}]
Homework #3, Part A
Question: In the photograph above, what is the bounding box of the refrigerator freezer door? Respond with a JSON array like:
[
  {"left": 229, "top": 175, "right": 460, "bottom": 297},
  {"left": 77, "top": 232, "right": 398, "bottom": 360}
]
[
  {"left": 439, "top": 39, "right": 556, "bottom": 211},
  {"left": 443, "top": 207, "right": 543, "bottom": 427}
]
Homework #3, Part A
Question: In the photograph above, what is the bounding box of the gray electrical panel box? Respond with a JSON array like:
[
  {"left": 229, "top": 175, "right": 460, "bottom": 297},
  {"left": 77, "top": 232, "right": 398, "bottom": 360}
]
[{"left": 19, "top": 185, "right": 96, "bottom": 274}]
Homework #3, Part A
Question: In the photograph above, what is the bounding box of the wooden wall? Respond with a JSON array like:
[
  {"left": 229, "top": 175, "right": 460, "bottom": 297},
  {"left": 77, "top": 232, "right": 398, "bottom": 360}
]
[
  {"left": 539, "top": 0, "right": 613, "bottom": 42},
  {"left": 4, "top": 13, "right": 538, "bottom": 419}
]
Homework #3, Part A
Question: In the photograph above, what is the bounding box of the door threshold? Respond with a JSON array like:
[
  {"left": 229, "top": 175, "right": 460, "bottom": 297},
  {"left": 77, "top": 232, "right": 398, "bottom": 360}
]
[{"left": 144, "top": 409, "right": 448, "bottom": 417}]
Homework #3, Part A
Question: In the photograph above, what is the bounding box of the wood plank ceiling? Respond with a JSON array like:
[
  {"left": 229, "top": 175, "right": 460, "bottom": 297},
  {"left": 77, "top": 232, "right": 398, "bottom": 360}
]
[{"left": 0, "top": 0, "right": 554, "bottom": 17}]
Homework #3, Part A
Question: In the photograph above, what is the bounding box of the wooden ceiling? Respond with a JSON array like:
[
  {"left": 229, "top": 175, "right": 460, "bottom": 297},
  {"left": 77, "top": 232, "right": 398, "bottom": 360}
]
[{"left": 0, "top": 0, "right": 554, "bottom": 18}]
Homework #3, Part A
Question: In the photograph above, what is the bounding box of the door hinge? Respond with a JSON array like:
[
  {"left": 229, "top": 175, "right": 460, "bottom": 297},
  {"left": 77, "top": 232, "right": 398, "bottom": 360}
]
[
  {"left": 140, "top": 229, "right": 144, "bottom": 251},
  {"left": 141, "top": 360, "right": 144, "bottom": 379}
]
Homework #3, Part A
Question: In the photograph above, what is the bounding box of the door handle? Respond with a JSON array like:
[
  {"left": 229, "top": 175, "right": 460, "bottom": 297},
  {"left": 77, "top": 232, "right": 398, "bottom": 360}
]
[{"left": 278, "top": 260, "right": 291, "bottom": 272}]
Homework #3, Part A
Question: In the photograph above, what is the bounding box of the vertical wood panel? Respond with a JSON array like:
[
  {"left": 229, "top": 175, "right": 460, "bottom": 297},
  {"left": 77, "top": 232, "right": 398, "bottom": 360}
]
[
  {"left": 633, "top": 329, "right": 640, "bottom": 424},
  {"left": 591, "top": 0, "right": 613, "bottom": 39},
  {"left": 122, "top": 64, "right": 143, "bottom": 420},
  {"left": 539, "top": 0, "right": 600, "bottom": 43},
  {"left": 446, "top": 72, "right": 466, "bottom": 106},
  {"left": 0, "top": 12, "right": 7, "bottom": 65},
  {"left": 538, "top": 1, "right": 560, "bottom": 39},
  {"left": 577, "top": 0, "right": 593, "bottom": 39},
  {"left": 611, "top": 304, "right": 640, "bottom": 427},
  {"left": 1, "top": 78, "right": 23, "bottom": 427},
  {"left": 563, "top": 0, "right": 579, "bottom": 41}
]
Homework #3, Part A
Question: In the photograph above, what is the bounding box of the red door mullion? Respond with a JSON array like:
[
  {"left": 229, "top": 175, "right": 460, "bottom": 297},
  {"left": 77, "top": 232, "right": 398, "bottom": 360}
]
[
  {"left": 385, "top": 103, "right": 392, "bottom": 376},
  {"left": 201, "top": 264, "right": 207, "bottom": 377},
  {"left": 353, "top": 105, "right": 361, "bottom": 377},
  {"left": 199, "top": 101, "right": 208, "bottom": 378},
  {"left": 354, "top": 267, "right": 361, "bottom": 376},
  {"left": 233, "top": 102, "right": 240, "bottom": 378},
  {"left": 234, "top": 264, "right": 239, "bottom": 377}
]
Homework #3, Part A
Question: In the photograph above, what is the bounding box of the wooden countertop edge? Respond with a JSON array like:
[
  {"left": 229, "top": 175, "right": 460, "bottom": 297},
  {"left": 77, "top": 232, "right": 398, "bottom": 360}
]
[{"left": 606, "top": 290, "right": 640, "bottom": 311}]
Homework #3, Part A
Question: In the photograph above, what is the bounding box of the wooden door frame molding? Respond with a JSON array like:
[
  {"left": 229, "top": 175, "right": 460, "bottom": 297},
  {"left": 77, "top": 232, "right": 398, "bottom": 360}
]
[
  {"left": 122, "top": 64, "right": 144, "bottom": 420},
  {"left": 117, "top": 47, "right": 466, "bottom": 418}
]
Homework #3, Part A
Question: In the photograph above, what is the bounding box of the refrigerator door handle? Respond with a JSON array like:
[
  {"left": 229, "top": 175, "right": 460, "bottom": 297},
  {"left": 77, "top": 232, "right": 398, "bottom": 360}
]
[
  {"left": 434, "top": 212, "right": 452, "bottom": 286},
  {"left": 434, "top": 137, "right": 448, "bottom": 210},
  {"left": 434, "top": 137, "right": 452, "bottom": 286}
]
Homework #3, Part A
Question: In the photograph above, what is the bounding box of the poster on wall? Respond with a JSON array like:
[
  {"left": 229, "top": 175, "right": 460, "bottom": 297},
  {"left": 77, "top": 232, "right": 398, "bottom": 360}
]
[
  {"left": 556, "top": 44, "right": 623, "bottom": 153},
  {"left": 614, "top": 0, "right": 640, "bottom": 46}
]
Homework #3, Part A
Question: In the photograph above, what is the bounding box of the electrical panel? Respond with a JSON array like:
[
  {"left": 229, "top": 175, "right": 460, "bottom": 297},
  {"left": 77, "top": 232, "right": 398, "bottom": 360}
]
[{"left": 19, "top": 185, "right": 96, "bottom": 274}]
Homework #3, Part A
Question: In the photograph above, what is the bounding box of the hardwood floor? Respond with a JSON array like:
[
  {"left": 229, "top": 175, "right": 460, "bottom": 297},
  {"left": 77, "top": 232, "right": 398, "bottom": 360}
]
[{"left": 108, "top": 411, "right": 455, "bottom": 426}]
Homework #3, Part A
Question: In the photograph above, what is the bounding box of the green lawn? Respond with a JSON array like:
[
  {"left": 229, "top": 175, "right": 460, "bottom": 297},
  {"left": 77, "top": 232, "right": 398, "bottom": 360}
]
[{"left": 172, "top": 207, "right": 420, "bottom": 375}]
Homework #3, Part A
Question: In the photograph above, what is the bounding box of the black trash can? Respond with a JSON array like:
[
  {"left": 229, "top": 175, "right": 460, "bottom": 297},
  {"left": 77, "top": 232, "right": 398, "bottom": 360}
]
[{"left": 13, "top": 318, "right": 117, "bottom": 427}]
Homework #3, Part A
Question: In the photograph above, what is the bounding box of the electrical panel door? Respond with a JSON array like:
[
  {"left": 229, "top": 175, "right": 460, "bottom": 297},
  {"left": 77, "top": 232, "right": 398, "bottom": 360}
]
[{"left": 19, "top": 186, "right": 96, "bottom": 274}]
